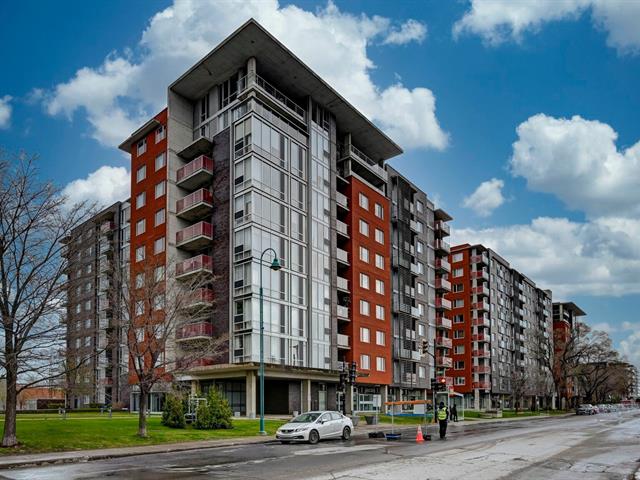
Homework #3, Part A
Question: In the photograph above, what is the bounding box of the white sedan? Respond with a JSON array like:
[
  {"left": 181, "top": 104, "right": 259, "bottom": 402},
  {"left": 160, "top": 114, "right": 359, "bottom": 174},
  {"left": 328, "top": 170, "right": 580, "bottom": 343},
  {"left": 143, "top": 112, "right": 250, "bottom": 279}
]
[{"left": 276, "top": 411, "right": 353, "bottom": 444}]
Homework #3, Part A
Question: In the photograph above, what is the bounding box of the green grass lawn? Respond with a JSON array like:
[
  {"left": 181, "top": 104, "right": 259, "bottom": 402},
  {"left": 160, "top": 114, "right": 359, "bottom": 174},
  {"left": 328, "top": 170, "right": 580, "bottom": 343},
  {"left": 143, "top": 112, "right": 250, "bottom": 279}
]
[{"left": 0, "top": 413, "right": 286, "bottom": 455}]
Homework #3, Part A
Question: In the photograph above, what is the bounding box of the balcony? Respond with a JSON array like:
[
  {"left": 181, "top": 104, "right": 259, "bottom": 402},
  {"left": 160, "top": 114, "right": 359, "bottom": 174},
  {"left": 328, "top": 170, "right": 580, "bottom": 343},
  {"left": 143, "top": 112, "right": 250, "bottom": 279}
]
[
  {"left": 340, "top": 143, "right": 388, "bottom": 184},
  {"left": 435, "top": 278, "right": 451, "bottom": 292},
  {"left": 176, "top": 221, "right": 213, "bottom": 251},
  {"left": 471, "top": 269, "right": 489, "bottom": 282},
  {"left": 435, "top": 316, "right": 452, "bottom": 329},
  {"left": 473, "top": 349, "right": 491, "bottom": 358},
  {"left": 100, "top": 221, "right": 115, "bottom": 234},
  {"left": 435, "top": 298, "right": 452, "bottom": 311},
  {"left": 472, "top": 285, "right": 490, "bottom": 297},
  {"left": 411, "top": 306, "right": 421, "bottom": 318},
  {"left": 336, "top": 191, "right": 349, "bottom": 210},
  {"left": 409, "top": 220, "right": 419, "bottom": 233},
  {"left": 473, "top": 318, "right": 490, "bottom": 330},
  {"left": 472, "top": 333, "right": 489, "bottom": 343},
  {"left": 435, "top": 258, "right": 451, "bottom": 273},
  {"left": 471, "top": 252, "right": 489, "bottom": 265},
  {"left": 176, "top": 322, "right": 213, "bottom": 342},
  {"left": 473, "top": 365, "right": 491, "bottom": 374},
  {"left": 176, "top": 189, "right": 213, "bottom": 221},
  {"left": 337, "top": 276, "right": 349, "bottom": 292},
  {"left": 179, "top": 357, "right": 215, "bottom": 369},
  {"left": 239, "top": 73, "right": 307, "bottom": 124},
  {"left": 336, "top": 248, "right": 349, "bottom": 265},
  {"left": 518, "top": 293, "right": 526, "bottom": 304},
  {"left": 435, "top": 220, "right": 450, "bottom": 237},
  {"left": 435, "top": 239, "right": 450, "bottom": 254},
  {"left": 473, "top": 301, "right": 490, "bottom": 312},
  {"left": 436, "top": 356, "right": 453, "bottom": 368},
  {"left": 183, "top": 288, "right": 214, "bottom": 310},
  {"left": 337, "top": 305, "right": 350, "bottom": 321},
  {"left": 336, "top": 220, "right": 349, "bottom": 238},
  {"left": 435, "top": 337, "right": 453, "bottom": 349},
  {"left": 337, "top": 333, "right": 350, "bottom": 349},
  {"left": 472, "top": 381, "right": 491, "bottom": 390},
  {"left": 176, "top": 155, "right": 214, "bottom": 190},
  {"left": 175, "top": 254, "right": 214, "bottom": 280},
  {"left": 410, "top": 263, "right": 420, "bottom": 276}
]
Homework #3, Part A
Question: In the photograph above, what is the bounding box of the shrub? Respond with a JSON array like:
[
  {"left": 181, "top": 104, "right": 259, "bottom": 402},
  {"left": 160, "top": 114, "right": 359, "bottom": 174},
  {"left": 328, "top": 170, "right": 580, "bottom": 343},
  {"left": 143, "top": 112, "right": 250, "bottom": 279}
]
[
  {"left": 193, "top": 388, "right": 233, "bottom": 430},
  {"left": 162, "top": 393, "right": 186, "bottom": 429}
]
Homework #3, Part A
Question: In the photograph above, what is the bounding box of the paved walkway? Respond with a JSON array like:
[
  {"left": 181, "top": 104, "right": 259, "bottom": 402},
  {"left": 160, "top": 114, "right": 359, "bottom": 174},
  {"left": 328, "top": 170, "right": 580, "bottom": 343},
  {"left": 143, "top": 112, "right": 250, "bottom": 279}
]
[{"left": 0, "top": 413, "right": 572, "bottom": 469}]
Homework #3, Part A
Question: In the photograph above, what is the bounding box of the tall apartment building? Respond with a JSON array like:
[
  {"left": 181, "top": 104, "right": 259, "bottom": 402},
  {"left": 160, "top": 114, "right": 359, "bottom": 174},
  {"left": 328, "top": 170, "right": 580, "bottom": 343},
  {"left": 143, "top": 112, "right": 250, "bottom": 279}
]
[
  {"left": 385, "top": 167, "right": 453, "bottom": 405},
  {"left": 63, "top": 201, "right": 130, "bottom": 408},
  {"left": 446, "top": 244, "right": 552, "bottom": 410},
  {"left": 552, "top": 301, "right": 586, "bottom": 408},
  {"left": 117, "top": 20, "right": 405, "bottom": 416}
]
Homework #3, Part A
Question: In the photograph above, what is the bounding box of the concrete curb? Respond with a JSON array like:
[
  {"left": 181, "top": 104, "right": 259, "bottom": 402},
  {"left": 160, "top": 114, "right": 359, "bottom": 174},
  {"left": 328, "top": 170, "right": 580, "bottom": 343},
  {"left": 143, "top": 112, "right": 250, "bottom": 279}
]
[{"left": 0, "top": 413, "right": 575, "bottom": 469}]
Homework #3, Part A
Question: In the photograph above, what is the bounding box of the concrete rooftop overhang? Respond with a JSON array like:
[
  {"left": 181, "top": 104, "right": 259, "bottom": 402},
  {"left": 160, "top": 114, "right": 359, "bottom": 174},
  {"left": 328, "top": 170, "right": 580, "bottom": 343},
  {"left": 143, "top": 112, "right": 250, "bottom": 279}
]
[
  {"left": 118, "top": 118, "right": 160, "bottom": 153},
  {"left": 561, "top": 302, "right": 586, "bottom": 316},
  {"left": 169, "top": 19, "right": 403, "bottom": 162}
]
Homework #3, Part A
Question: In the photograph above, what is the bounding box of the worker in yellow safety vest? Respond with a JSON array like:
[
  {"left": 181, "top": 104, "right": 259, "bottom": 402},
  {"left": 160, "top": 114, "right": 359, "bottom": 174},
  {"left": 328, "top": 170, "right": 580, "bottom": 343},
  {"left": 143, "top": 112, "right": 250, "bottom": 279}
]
[{"left": 437, "top": 401, "right": 449, "bottom": 439}]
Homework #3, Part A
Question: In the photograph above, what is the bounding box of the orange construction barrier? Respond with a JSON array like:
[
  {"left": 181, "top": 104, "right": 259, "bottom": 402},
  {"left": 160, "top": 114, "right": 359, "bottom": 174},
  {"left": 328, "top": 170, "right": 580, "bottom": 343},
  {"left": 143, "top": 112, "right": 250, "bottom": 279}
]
[{"left": 416, "top": 425, "right": 424, "bottom": 443}]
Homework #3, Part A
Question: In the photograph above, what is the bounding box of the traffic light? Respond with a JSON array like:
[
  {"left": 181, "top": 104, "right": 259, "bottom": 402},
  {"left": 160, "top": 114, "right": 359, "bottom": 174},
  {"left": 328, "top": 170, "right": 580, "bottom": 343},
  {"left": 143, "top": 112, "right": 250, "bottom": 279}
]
[
  {"left": 349, "top": 361, "right": 357, "bottom": 383},
  {"left": 430, "top": 378, "right": 437, "bottom": 391},
  {"left": 438, "top": 376, "right": 447, "bottom": 392},
  {"left": 421, "top": 339, "right": 429, "bottom": 355},
  {"left": 339, "top": 370, "right": 347, "bottom": 391}
]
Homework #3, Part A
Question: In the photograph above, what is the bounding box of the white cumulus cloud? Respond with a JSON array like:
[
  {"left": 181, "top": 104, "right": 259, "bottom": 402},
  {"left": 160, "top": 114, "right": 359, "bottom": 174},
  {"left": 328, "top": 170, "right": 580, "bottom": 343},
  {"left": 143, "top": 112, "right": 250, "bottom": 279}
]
[
  {"left": 452, "top": 216, "right": 640, "bottom": 298},
  {"left": 62, "top": 166, "right": 130, "bottom": 209},
  {"left": 462, "top": 178, "right": 505, "bottom": 217},
  {"left": 453, "top": 0, "right": 640, "bottom": 55},
  {"left": 42, "top": 0, "right": 447, "bottom": 151},
  {"left": 0, "top": 95, "right": 12, "bottom": 129},
  {"left": 510, "top": 114, "right": 640, "bottom": 219}
]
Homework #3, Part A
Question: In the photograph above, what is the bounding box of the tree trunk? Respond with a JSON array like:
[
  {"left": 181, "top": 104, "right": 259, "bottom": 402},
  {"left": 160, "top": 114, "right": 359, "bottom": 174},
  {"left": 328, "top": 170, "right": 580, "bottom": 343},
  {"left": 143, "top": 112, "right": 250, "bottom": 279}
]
[
  {"left": 2, "top": 366, "right": 18, "bottom": 447},
  {"left": 138, "top": 389, "right": 148, "bottom": 438}
]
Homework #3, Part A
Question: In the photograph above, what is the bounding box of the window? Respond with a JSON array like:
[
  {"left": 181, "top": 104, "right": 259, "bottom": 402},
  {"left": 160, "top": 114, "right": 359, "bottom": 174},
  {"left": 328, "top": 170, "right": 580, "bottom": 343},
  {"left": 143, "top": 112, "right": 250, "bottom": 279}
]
[
  {"left": 454, "top": 361, "right": 465, "bottom": 370},
  {"left": 136, "top": 273, "right": 144, "bottom": 288},
  {"left": 374, "top": 203, "right": 384, "bottom": 219},
  {"left": 416, "top": 221, "right": 424, "bottom": 233},
  {"left": 375, "top": 228, "right": 384, "bottom": 244},
  {"left": 360, "top": 354, "right": 370, "bottom": 370},
  {"left": 454, "top": 299, "right": 464, "bottom": 308},
  {"left": 136, "top": 165, "right": 146, "bottom": 183},
  {"left": 418, "top": 323, "right": 425, "bottom": 336},
  {"left": 135, "top": 246, "right": 145, "bottom": 262},
  {"left": 154, "top": 237, "right": 165, "bottom": 254},
  {"left": 417, "top": 282, "right": 425, "bottom": 295},
  {"left": 360, "top": 327, "right": 370, "bottom": 343},
  {"left": 135, "top": 327, "right": 144, "bottom": 343},
  {"left": 454, "top": 345, "right": 465, "bottom": 355},
  {"left": 359, "top": 300, "right": 370, "bottom": 316},
  {"left": 416, "top": 241, "right": 423, "bottom": 254},
  {"left": 375, "top": 279, "right": 384, "bottom": 295},
  {"left": 359, "top": 193, "right": 369, "bottom": 210},
  {"left": 136, "top": 192, "right": 146, "bottom": 209},
  {"left": 376, "top": 331, "right": 385, "bottom": 346},
  {"left": 155, "top": 125, "right": 166, "bottom": 143},
  {"left": 453, "top": 268, "right": 464, "bottom": 278},
  {"left": 153, "top": 295, "right": 165, "bottom": 311},
  {"left": 155, "top": 208, "right": 165, "bottom": 227},
  {"left": 155, "top": 181, "right": 166, "bottom": 198},
  {"left": 135, "top": 301, "right": 144, "bottom": 316},
  {"left": 155, "top": 265, "right": 165, "bottom": 282},
  {"left": 453, "top": 283, "right": 464, "bottom": 293},
  {"left": 455, "top": 377, "right": 465, "bottom": 386},
  {"left": 375, "top": 305, "right": 385, "bottom": 320},
  {"left": 454, "top": 330, "right": 465, "bottom": 339},
  {"left": 453, "top": 314, "right": 464, "bottom": 324},
  {"left": 416, "top": 200, "right": 424, "bottom": 213},
  {"left": 359, "top": 246, "right": 369, "bottom": 263},
  {"left": 360, "top": 273, "right": 370, "bottom": 290},
  {"left": 452, "top": 253, "right": 464, "bottom": 263},
  {"left": 418, "top": 366, "right": 426, "bottom": 378},
  {"left": 137, "top": 138, "right": 147, "bottom": 155},
  {"left": 155, "top": 152, "right": 166, "bottom": 171},
  {"left": 359, "top": 219, "right": 369, "bottom": 236},
  {"left": 136, "top": 219, "right": 145, "bottom": 236},
  {"left": 376, "top": 356, "right": 386, "bottom": 372}
]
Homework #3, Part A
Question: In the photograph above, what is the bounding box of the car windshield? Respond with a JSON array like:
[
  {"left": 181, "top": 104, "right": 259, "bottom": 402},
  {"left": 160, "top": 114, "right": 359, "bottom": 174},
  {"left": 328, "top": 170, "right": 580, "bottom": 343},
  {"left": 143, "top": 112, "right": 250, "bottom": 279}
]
[{"left": 291, "top": 412, "right": 321, "bottom": 423}]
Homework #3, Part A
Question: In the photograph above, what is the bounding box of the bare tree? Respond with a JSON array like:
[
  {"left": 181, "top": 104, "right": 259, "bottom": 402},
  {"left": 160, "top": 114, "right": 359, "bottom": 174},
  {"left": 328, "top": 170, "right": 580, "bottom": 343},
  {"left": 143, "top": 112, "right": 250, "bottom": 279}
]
[
  {"left": 574, "top": 330, "right": 618, "bottom": 404},
  {"left": 0, "top": 153, "right": 93, "bottom": 447},
  {"left": 509, "top": 367, "right": 528, "bottom": 414},
  {"left": 114, "top": 256, "right": 227, "bottom": 437}
]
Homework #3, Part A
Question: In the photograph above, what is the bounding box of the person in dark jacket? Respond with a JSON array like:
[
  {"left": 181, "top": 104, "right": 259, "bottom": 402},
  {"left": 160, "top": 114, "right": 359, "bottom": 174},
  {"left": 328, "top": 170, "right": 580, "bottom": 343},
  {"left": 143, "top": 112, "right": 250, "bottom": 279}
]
[
  {"left": 437, "top": 401, "right": 449, "bottom": 439},
  {"left": 451, "top": 404, "right": 458, "bottom": 422}
]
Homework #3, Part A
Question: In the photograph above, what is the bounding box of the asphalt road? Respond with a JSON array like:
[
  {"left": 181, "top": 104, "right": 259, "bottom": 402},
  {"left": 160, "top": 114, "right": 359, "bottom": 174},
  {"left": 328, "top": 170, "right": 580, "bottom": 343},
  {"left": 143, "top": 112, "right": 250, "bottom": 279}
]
[{"left": 2, "top": 411, "right": 639, "bottom": 479}]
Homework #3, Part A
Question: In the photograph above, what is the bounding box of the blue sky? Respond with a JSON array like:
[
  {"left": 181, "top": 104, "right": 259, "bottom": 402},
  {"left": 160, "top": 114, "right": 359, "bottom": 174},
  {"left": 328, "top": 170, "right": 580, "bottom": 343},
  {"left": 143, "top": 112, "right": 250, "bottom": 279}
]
[{"left": 1, "top": 0, "right": 638, "bottom": 366}]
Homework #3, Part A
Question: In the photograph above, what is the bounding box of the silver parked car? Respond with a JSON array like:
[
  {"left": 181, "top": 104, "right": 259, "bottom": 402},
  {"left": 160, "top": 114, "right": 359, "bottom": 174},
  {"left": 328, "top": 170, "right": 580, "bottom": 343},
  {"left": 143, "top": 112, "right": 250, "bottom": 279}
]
[{"left": 276, "top": 411, "right": 353, "bottom": 444}]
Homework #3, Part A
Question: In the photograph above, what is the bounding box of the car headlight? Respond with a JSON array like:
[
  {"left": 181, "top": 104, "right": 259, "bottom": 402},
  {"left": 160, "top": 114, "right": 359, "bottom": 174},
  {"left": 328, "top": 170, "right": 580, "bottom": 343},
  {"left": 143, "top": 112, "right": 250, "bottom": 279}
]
[{"left": 294, "top": 426, "right": 310, "bottom": 432}]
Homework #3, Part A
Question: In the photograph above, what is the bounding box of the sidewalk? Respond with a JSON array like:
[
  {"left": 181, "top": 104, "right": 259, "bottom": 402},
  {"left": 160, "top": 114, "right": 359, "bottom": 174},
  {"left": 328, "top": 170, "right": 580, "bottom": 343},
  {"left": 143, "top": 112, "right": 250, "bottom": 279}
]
[{"left": 0, "top": 412, "right": 573, "bottom": 469}]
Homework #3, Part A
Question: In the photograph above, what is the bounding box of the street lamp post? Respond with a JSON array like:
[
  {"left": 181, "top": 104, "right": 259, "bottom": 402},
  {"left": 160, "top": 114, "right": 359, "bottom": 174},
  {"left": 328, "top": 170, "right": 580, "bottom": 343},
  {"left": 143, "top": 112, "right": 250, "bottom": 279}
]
[{"left": 259, "top": 247, "right": 281, "bottom": 435}]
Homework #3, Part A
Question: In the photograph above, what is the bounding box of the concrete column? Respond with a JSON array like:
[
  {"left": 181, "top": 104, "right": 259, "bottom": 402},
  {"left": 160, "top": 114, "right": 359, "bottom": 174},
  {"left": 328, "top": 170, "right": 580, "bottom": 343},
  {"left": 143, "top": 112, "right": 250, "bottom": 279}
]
[
  {"left": 380, "top": 385, "right": 388, "bottom": 414},
  {"left": 247, "top": 57, "right": 257, "bottom": 85},
  {"left": 474, "top": 389, "right": 480, "bottom": 411},
  {"left": 246, "top": 371, "right": 257, "bottom": 418},
  {"left": 190, "top": 380, "right": 198, "bottom": 396},
  {"left": 345, "top": 385, "right": 354, "bottom": 415},
  {"left": 301, "top": 379, "right": 311, "bottom": 413}
]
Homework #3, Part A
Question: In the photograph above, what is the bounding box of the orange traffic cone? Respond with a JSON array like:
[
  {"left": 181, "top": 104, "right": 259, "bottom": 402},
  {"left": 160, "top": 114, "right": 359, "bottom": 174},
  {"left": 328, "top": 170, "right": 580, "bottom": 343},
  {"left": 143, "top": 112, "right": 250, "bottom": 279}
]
[{"left": 416, "top": 425, "right": 424, "bottom": 443}]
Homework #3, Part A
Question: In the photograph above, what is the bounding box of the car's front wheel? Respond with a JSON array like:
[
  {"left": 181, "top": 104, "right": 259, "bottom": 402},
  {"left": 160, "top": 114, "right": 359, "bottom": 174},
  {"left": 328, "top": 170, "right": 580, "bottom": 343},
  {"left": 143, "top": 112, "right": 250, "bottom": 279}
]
[
  {"left": 342, "top": 426, "right": 351, "bottom": 440},
  {"left": 308, "top": 429, "right": 320, "bottom": 444}
]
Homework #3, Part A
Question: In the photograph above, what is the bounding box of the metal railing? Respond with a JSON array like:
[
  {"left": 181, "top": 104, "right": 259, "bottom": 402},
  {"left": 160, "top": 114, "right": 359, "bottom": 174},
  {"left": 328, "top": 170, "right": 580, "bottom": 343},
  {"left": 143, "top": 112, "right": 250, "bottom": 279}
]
[{"left": 176, "top": 155, "right": 214, "bottom": 184}]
